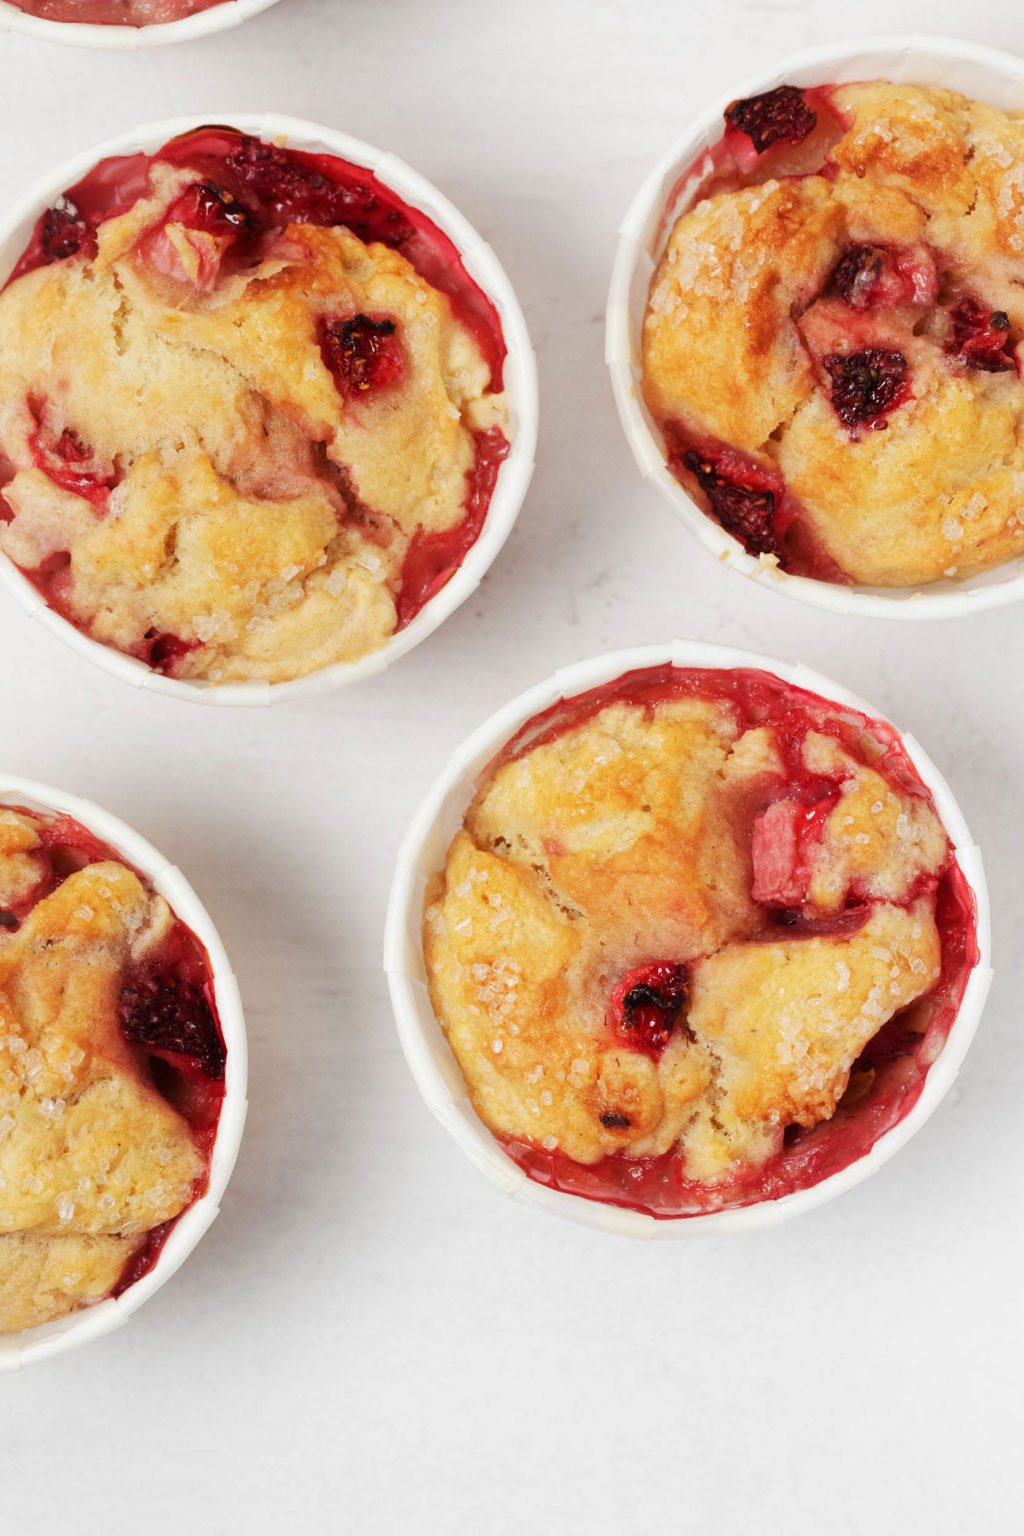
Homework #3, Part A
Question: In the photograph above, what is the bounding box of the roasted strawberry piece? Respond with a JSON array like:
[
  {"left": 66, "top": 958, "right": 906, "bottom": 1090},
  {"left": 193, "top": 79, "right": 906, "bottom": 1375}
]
[
  {"left": 750, "top": 795, "right": 838, "bottom": 908},
  {"left": 682, "top": 448, "right": 782, "bottom": 558},
  {"left": 725, "top": 85, "right": 816, "bottom": 154},
  {"left": 320, "top": 313, "right": 405, "bottom": 400},
  {"left": 30, "top": 418, "right": 112, "bottom": 506},
  {"left": 38, "top": 196, "right": 95, "bottom": 265},
  {"left": 609, "top": 962, "right": 689, "bottom": 1056},
  {"left": 224, "top": 136, "right": 414, "bottom": 247},
  {"left": 166, "top": 180, "right": 254, "bottom": 241},
  {"left": 829, "top": 244, "right": 937, "bottom": 310},
  {"left": 948, "top": 299, "right": 1016, "bottom": 373},
  {"left": 822, "top": 348, "right": 910, "bottom": 432},
  {"left": 121, "top": 968, "right": 225, "bottom": 1081},
  {"left": 140, "top": 630, "right": 202, "bottom": 674}
]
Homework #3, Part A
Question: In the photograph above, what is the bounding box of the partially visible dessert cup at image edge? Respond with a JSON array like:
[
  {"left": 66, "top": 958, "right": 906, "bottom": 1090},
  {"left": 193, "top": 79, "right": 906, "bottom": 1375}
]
[
  {"left": 0, "top": 775, "right": 246, "bottom": 1368},
  {"left": 385, "top": 642, "right": 992, "bottom": 1237},
  {"left": 607, "top": 35, "right": 1024, "bottom": 620},
  {"left": 0, "top": 114, "right": 537, "bottom": 706},
  {"left": 0, "top": 0, "right": 283, "bottom": 48}
]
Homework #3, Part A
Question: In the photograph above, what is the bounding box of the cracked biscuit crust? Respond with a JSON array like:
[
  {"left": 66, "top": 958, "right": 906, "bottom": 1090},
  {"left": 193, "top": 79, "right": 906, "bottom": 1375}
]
[
  {"left": 0, "top": 142, "right": 508, "bottom": 683},
  {"left": 642, "top": 83, "right": 1024, "bottom": 587},
  {"left": 0, "top": 809, "right": 211, "bottom": 1332},
  {"left": 424, "top": 676, "right": 958, "bottom": 1197}
]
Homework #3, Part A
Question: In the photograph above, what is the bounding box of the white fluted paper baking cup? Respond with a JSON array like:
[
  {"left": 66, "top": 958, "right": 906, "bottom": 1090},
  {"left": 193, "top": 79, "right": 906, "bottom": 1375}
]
[
  {"left": 0, "top": 775, "right": 247, "bottom": 1367},
  {"left": 0, "top": 0, "right": 282, "bottom": 49},
  {"left": 0, "top": 114, "right": 537, "bottom": 706},
  {"left": 607, "top": 35, "right": 1024, "bottom": 620},
  {"left": 385, "top": 640, "right": 992, "bottom": 1237}
]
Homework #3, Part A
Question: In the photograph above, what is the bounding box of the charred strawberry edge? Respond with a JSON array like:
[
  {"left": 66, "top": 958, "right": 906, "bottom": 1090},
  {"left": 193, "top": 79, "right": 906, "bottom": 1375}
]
[
  {"left": 608, "top": 962, "right": 690, "bottom": 1059},
  {"left": 821, "top": 347, "right": 910, "bottom": 432},
  {"left": 724, "top": 85, "right": 817, "bottom": 154},
  {"left": 682, "top": 448, "right": 782, "bottom": 559},
  {"left": 319, "top": 312, "right": 406, "bottom": 399}
]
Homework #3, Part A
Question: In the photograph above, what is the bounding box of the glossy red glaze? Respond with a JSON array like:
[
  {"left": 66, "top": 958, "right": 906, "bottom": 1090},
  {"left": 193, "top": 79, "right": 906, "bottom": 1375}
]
[
  {"left": 396, "top": 425, "right": 510, "bottom": 628},
  {"left": 488, "top": 666, "right": 980, "bottom": 1218}
]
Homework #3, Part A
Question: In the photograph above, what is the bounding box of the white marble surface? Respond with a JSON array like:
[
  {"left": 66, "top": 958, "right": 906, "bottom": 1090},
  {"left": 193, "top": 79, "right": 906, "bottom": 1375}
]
[{"left": 1, "top": 1, "right": 1022, "bottom": 1529}]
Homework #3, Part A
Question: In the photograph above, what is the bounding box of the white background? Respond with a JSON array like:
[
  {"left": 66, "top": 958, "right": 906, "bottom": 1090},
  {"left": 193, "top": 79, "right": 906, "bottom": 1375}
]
[{"left": 1, "top": 1, "right": 1022, "bottom": 1531}]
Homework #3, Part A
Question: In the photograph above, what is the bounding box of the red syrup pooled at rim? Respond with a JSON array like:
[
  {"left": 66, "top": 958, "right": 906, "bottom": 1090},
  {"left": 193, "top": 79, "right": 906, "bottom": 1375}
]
[
  {"left": 8, "top": 0, "right": 226, "bottom": 24},
  {"left": 0, "top": 808, "right": 226, "bottom": 1289},
  {"left": 3, "top": 127, "right": 511, "bottom": 650},
  {"left": 396, "top": 426, "right": 510, "bottom": 627},
  {"left": 482, "top": 665, "right": 980, "bottom": 1219}
]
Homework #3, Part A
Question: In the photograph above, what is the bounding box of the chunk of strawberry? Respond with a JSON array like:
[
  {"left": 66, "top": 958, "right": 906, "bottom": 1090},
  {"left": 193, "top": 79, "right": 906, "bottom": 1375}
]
[
  {"left": 829, "top": 244, "right": 937, "bottom": 310},
  {"left": 224, "top": 136, "right": 414, "bottom": 246},
  {"left": 822, "top": 348, "right": 910, "bottom": 432},
  {"left": 609, "top": 962, "right": 689, "bottom": 1057},
  {"left": 140, "top": 630, "right": 202, "bottom": 675},
  {"left": 948, "top": 299, "right": 1016, "bottom": 373},
  {"left": 751, "top": 795, "right": 838, "bottom": 907},
  {"left": 121, "top": 968, "right": 225, "bottom": 1081},
  {"left": 136, "top": 180, "right": 255, "bottom": 290},
  {"left": 30, "top": 418, "right": 112, "bottom": 506},
  {"left": 725, "top": 85, "right": 817, "bottom": 154},
  {"left": 165, "top": 180, "right": 253, "bottom": 241},
  {"left": 39, "top": 196, "right": 95, "bottom": 265},
  {"left": 682, "top": 448, "right": 783, "bottom": 558},
  {"left": 320, "top": 313, "right": 405, "bottom": 400}
]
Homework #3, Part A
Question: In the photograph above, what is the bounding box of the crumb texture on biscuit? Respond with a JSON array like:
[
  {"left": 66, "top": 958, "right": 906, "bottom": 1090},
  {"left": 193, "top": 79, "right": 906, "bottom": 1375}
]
[{"left": 642, "top": 82, "right": 1024, "bottom": 587}]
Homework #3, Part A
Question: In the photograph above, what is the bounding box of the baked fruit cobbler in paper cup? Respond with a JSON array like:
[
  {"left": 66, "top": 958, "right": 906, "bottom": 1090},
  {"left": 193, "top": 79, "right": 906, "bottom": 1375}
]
[
  {"left": 607, "top": 36, "right": 1024, "bottom": 618},
  {"left": 0, "top": 777, "right": 246, "bottom": 1366},
  {"left": 0, "top": 116, "right": 536, "bottom": 704},
  {"left": 0, "top": 0, "right": 282, "bottom": 49},
  {"left": 386, "top": 643, "right": 992, "bottom": 1236}
]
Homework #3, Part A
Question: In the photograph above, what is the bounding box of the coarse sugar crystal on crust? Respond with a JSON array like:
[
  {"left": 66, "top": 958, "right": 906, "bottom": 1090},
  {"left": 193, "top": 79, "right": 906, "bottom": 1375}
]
[{"left": 642, "top": 82, "right": 1024, "bottom": 587}]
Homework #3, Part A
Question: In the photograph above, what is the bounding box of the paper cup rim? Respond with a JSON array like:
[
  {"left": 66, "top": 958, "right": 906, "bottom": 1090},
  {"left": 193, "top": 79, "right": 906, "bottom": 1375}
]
[
  {"left": 606, "top": 33, "right": 1024, "bottom": 620},
  {"left": 384, "top": 640, "right": 993, "bottom": 1238},
  {"left": 0, "top": 774, "right": 247, "bottom": 1367},
  {"left": 0, "top": 112, "right": 538, "bottom": 706},
  {"left": 0, "top": 0, "right": 282, "bottom": 48}
]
